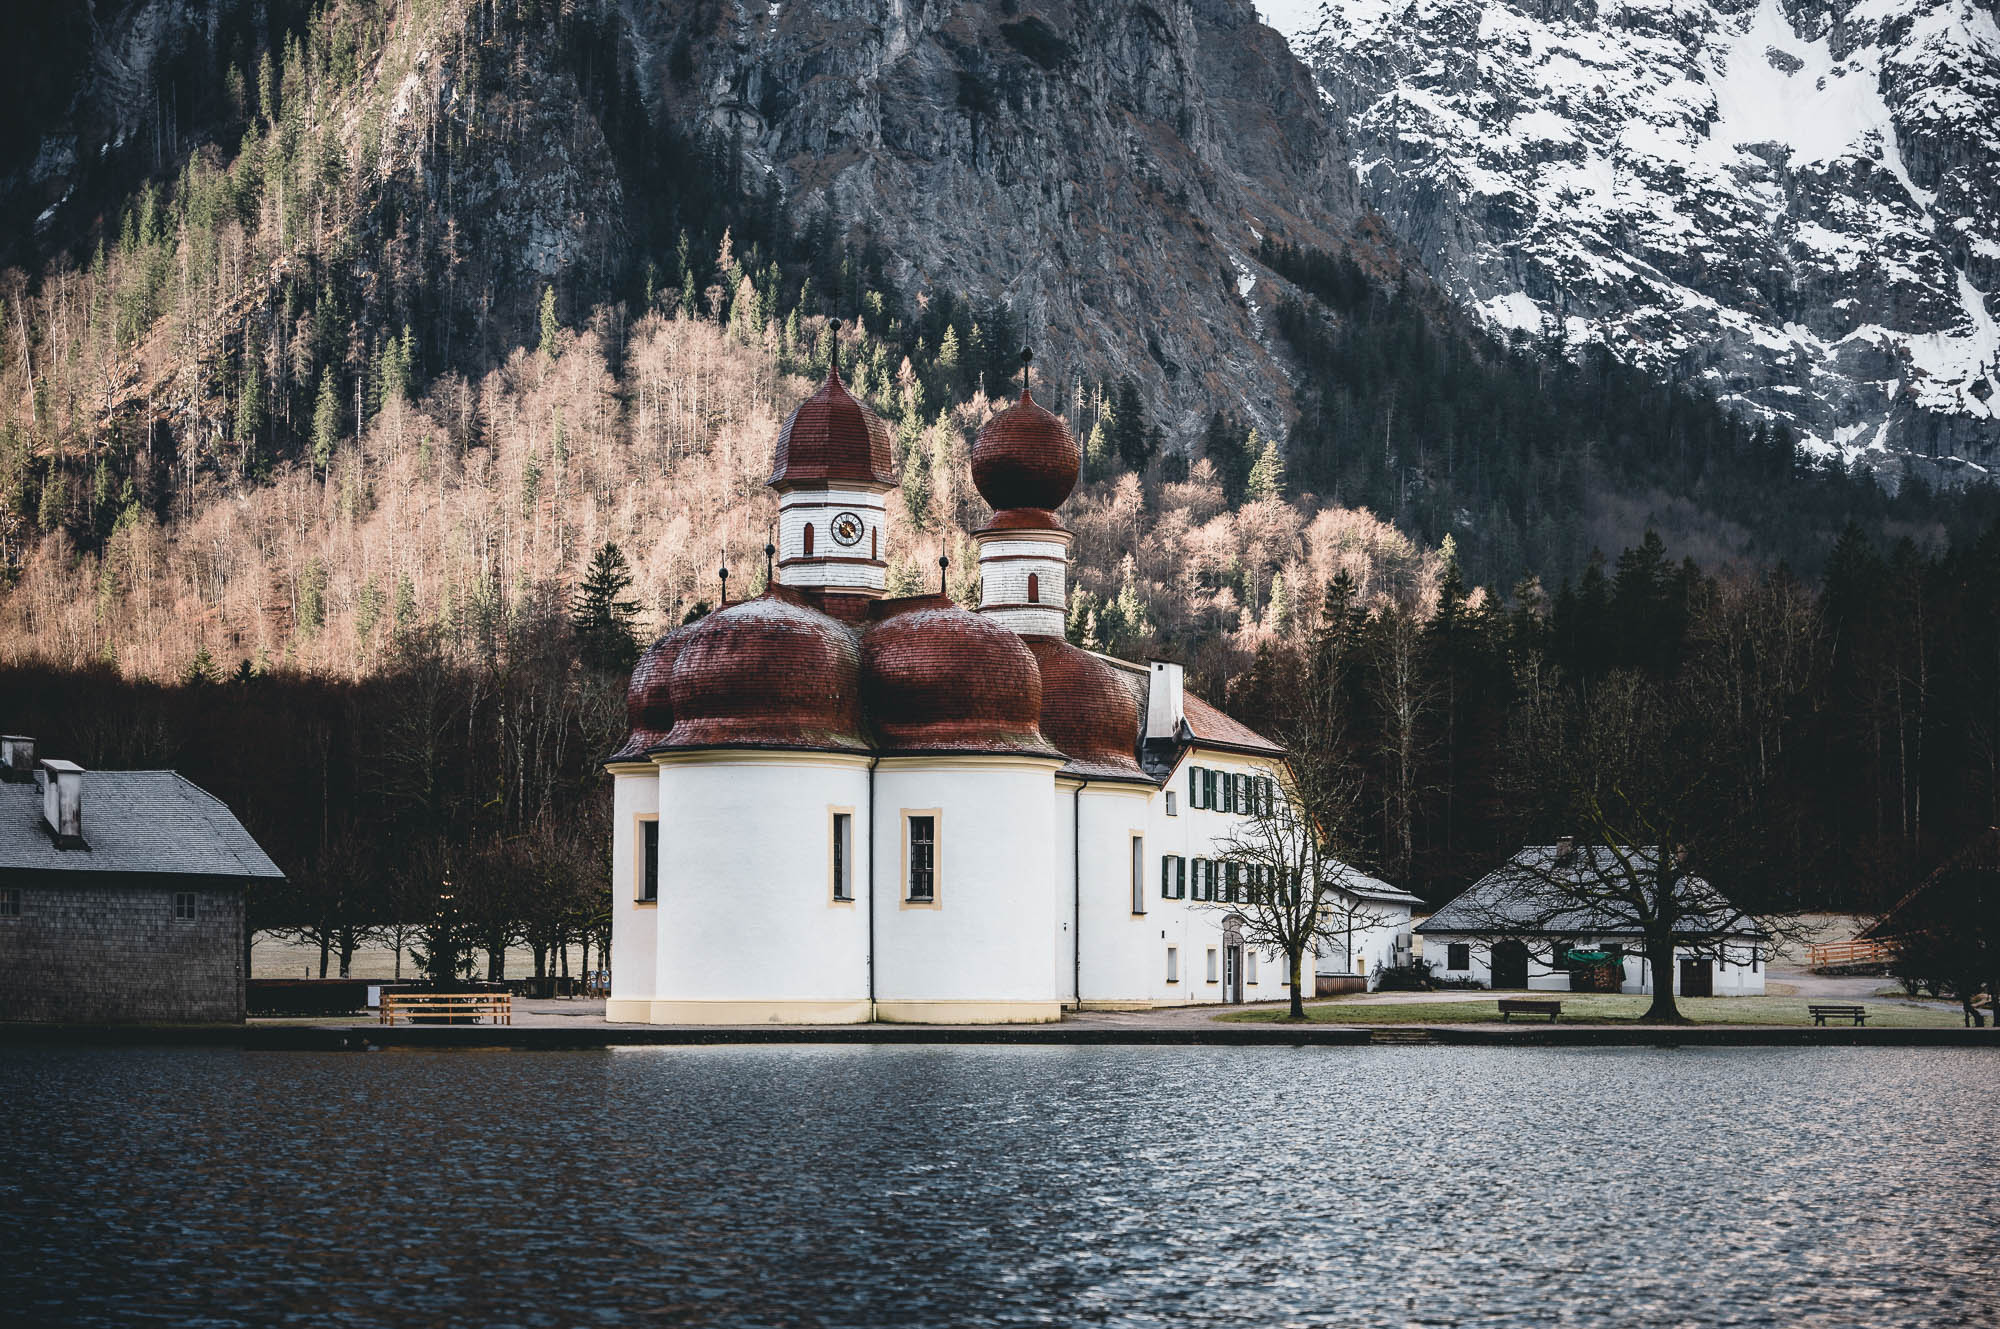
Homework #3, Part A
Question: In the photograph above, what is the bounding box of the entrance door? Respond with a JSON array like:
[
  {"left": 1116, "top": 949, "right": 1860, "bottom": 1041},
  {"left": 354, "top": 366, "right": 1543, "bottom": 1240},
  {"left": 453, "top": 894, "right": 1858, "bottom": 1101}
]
[
  {"left": 1679, "top": 956, "right": 1713, "bottom": 998},
  {"left": 1225, "top": 945, "right": 1243, "bottom": 1003},
  {"left": 1491, "top": 939, "right": 1530, "bottom": 989}
]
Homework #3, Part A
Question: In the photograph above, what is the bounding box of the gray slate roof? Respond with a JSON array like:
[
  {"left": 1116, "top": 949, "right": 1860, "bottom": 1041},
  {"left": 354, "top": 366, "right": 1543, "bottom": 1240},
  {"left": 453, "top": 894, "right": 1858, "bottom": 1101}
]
[
  {"left": 0, "top": 771, "right": 284, "bottom": 882},
  {"left": 1330, "top": 862, "right": 1424, "bottom": 908},
  {"left": 1416, "top": 844, "right": 1759, "bottom": 938}
]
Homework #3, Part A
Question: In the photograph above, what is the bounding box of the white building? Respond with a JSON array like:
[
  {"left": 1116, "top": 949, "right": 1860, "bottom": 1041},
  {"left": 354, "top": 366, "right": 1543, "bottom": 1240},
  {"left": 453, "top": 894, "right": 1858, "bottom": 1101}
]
[
  {"left": 604, "top": 358, "right": 1304, "bottom": 1023},
  {"left": 1313, "top": 867, "right": 1421, "bottom": 992},
  {"left": 1415, "top": 842, "right": 1768, "bottom": 997}
]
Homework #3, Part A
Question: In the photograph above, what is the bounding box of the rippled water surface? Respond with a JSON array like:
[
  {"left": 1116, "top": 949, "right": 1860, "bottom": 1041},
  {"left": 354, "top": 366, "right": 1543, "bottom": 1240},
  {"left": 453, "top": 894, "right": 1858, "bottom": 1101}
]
[{"left": 2, "top": 1045, "right": 1996, "bottom": 1327}]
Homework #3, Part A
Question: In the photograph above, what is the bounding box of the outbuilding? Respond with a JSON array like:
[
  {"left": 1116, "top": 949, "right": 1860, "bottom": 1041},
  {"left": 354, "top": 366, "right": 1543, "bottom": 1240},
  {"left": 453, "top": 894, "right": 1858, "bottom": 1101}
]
[
  {"left": 1415, "top": 841, "right": 1767, "bottom": 996},
  {"left": 0, "top": 736, "right": 284, "bottom": 1023}
]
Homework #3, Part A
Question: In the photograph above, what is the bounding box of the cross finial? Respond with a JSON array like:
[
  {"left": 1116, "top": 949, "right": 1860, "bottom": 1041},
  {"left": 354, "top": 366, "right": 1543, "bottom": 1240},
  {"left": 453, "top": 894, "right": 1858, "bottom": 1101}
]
[
  {"left": 1019, "top": 346, "right": 1034, "bottom": 397},
  {"left": 828, "top": 318, "right": 843, "bottom": 375},
  {"left": 764, "top": 531, "right": 776, "bottom": 585},
  {"left": 718, "top": 560, "right": 730, "bottom": 605},
  {"left": 938, "top": 554, "right": 950, "bottom": 595}
]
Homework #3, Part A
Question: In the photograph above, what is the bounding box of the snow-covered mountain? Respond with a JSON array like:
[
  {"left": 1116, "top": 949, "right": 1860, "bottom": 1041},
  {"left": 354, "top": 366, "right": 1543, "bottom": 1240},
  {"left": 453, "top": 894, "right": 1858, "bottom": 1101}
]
[{"left": 1265, "top": 0, "right": 2000, "bottom": 477}]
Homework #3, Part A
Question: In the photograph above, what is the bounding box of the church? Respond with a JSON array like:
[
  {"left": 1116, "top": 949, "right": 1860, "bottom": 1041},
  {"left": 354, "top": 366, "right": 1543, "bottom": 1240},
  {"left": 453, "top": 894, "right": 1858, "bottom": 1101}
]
[{"left": 604, "top": 349, "right": 1316, "bottom": 1023}]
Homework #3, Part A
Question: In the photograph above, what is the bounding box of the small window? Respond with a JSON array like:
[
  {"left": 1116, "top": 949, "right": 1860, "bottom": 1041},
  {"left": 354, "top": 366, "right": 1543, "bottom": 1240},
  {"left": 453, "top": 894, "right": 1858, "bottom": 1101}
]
[
  {"left": 640, "top": 819, "right": 660, "bottom": 902},
  {"left": 1247, "top": 950, "right": 1259, "bottom": 984},
  {"left": 831, "top": 812, "right": 853, "bottom": 901},
  {"left": 1206, "top": 948, "right": 1220, "bottom": 983},
  {"left": 173, "top": 892, "right": 197, "bottom": 922},
  {"left": 871, "top": 528, "right": 878, "bottom": 560},
  {"left": 1130, "top": 836, "right": 1146, "bottom": 915},
  {"left": 0, "top": 887, "right": 20, "bottom": 917},
  {"left": 1027, "top": 572, "right": 1040, "bottom": 603},
  {"left": 1219, "top": 772, "right": 1234, "bottom": 813},
  {"left": 1166, "top": 946, "right": 1180, "bottom": 983},
  {"left": 803, "top": 523, "right": 815, "bottom": 556},
  {"left": 1165, "top": 791, "right": 1177, "bottom": 817},
  {"left": 1447, "top": 942, "right": 1470, "bottom": 972},
  {"left": 907, "top": 815, "right": 936, "bottom": 903},
  {"left": 1188, "top": 765, "right": 1203, "bottom": 809}
]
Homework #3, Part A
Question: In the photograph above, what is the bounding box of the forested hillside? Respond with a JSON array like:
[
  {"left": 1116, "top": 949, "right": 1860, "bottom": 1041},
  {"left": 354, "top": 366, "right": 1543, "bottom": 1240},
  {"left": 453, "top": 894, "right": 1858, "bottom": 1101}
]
[{"left": 2, "top": 0, "right": 1998, "bottom": 955}]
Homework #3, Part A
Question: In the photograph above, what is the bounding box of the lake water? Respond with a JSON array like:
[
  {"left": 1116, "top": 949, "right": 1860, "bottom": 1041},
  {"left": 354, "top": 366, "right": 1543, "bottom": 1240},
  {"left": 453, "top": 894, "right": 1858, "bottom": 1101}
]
[{"left": 1, "top": 1045, "right": 1995, "bottom": 1327}]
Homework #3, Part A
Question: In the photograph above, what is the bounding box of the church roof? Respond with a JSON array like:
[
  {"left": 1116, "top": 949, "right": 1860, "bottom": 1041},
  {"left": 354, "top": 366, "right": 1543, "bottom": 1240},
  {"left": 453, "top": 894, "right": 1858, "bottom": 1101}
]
[
  {"left": 767, "top": 364, "right": 896, "bottom": 490},
  {"left": 972, "top": 389, "right": 1080, "bottom": 524}
]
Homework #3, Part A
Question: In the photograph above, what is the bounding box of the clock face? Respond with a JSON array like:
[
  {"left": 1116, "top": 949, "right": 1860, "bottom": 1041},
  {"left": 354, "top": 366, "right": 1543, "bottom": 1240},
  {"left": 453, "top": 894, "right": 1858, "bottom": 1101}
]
[{"left": 830, "top": 511, "right": 865, "bottom": 547}]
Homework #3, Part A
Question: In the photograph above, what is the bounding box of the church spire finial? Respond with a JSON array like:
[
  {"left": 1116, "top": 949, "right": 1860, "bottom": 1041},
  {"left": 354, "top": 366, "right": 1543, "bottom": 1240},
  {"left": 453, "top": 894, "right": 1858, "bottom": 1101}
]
[
  {"left": 1019, "top": 346, "right": 1033, "bottom": 398},
  {"left": 828, "top": 318, "right": 843, "bottom": 376}
]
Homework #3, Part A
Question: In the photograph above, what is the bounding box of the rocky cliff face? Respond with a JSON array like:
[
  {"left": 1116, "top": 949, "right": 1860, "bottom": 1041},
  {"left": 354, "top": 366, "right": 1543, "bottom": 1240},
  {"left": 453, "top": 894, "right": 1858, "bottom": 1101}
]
[
  {"left": 1272, "top": 0, "right": 2000, "bottom": 477},
  {"left": 627, "top": 0, "right": 1376, "bottom": 438}
]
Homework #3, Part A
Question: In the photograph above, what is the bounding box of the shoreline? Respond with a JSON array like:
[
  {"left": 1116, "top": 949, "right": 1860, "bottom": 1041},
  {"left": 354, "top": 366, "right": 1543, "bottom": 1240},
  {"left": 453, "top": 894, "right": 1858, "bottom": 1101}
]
[{"left": 3, "top": 1021, "right": 1995, "bottom": 1051}]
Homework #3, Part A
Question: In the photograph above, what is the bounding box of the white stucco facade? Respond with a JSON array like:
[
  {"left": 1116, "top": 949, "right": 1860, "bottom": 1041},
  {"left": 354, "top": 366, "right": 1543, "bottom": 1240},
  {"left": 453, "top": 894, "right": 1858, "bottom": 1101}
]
[
  {"left": 1419, "top": 932, "right": 1769, "bottom": 996},
  {"left": 776, "top": 485, "right": 891, "bottom": 594}
]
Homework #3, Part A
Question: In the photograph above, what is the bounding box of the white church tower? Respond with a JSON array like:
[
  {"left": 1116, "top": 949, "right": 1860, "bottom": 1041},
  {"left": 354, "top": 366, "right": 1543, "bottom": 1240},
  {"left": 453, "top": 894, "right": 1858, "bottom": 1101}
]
[
  {"left": 769, "top": 323, "right": 897, "bottom": 597},
  {"left": 972, "top": 351, "right": 1075, "bottom": 636}
]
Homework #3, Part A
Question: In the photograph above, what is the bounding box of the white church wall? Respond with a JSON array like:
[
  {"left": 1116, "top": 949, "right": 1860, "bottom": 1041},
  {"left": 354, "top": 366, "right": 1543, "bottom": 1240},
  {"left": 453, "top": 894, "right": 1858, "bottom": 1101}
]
[
  {"left": 606, "top": 770, "right": 659, "bottom": 1021},
  {"left": 776, "top": 486, "right": 890, "bottom": 592},
  {"left": 872, "top": 756, "right": 1065, "bottom": 1021},
  {"left": 639, "top": 753, "right": 874, "bottom": 1023},
  {"left": 1071, "top": 783, "right": 1156, "bottom": 1007}
]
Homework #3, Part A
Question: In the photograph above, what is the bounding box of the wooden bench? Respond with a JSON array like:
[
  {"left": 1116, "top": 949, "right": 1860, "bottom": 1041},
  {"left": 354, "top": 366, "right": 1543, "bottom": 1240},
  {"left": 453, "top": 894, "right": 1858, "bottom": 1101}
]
[
  {"left": 1808, "top": 1003, "right": 1868, "bottom": 1026},
  {"left": 379, "top": 992, "right": 513, "bottom": 1026},
  {"left": 1498, "top": 998, "right": 1562, "bottom": 1022}
]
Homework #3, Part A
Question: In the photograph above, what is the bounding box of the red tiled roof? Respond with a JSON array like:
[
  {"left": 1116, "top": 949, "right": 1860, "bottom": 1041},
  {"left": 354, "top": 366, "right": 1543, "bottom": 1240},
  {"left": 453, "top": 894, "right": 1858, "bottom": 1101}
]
[
  {"left": 972, "top": 390, "right": 1080, "bottom": 517},
  {"left": 861, "top": 597, "right": 1059, "bottom": 757},
  {"left": 608, "top": 623, "right": 696, "bottom": 761},
  {"left": 657, "top": 588, "right": 870, "bottom": 752},
  {"left": 1181, "top": 692, "right": 1284, "bottom": 756},
  {"left": 1023, "top": 637, "right": 1148, "bottom": 781},
  {"left": 768, "top": 366, "right": 896, "bottom": 490}
]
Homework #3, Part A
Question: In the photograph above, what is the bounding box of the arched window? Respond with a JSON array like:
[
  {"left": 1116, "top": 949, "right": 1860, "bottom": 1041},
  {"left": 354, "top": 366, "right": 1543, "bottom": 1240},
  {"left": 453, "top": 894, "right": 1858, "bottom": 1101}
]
[
  {"left": 1027, "top": 572, "right": 1040, "bottom": 603},
  {"left": 803, "top": 523, "right": 815, "bottom": 556},
  {"left": 871, "top": 528, "right": 877, "bottom": 560}
]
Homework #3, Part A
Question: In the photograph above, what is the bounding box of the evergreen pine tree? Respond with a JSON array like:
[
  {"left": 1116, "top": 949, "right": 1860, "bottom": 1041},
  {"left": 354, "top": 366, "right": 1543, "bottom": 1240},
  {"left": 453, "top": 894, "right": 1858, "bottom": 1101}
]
[
  {"left": 312, "top": 371, "right": 341, "bottom": 475},
  {"left": 539, "top": 285, "right": 561, "bottom": 358},
  {"left": 1246, "top": 431, "right": 1285, "bottom": 500},
  {"left": 1265, "top": 568, "right": 1293, "bottom": 634},
  {"left": 183, "top": 645, "right": 221, "bottom": 686},
  {"left": 572, "top": 542, "right": 642, "bottom": 671}
]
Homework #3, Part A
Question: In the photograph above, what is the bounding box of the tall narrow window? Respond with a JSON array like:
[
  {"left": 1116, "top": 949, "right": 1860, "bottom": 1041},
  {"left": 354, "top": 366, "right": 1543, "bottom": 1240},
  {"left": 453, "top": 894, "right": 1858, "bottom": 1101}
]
[
  {"left": 907, "top": 815, "right": 937, "bottom": 903},
  {"left": 1130, "top": 836, "right": 1145, "bottom": 914},
  {"left": 1027, "top": 572, "right": 1040, "bottom": 603},
  {"left": 831, "top": 812, "right": 853, "bottom": 901},
  {"left": 1206, "top": 948, "right": 1220, "bottom": 983},
  {"left": 1188, "top": 765, "right": 1202, "bottom": 808},
  {"left": 1224, "top": 862, "right": 1240, "bottom": 903},
  {"left": 173, "top": 892, "right": 197, "bottom": 921},
  {"left": 640, "top": 819, "right": 660, "bottom": 902},
  {"left": 1219, "top": 772, "right": 1234, "bottom": 813},
  {"left": 871, "top": 528, "right": 878, "bottom": 560},
  {"left": 1247, "top": 950, "right": 1259, "bottom": 984},
  {"left": 803, "top": 523, "right": 815, "bottom": 556},
  {"left": 1167, "top": 947, "right": 1180, "bottom": 982}
]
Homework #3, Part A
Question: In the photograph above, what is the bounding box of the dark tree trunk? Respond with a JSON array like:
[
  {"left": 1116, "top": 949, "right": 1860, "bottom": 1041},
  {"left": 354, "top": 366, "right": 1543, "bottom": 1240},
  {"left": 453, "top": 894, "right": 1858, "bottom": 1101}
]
[
  {"left": 1289, "top": 949, "right": 1306, "bottom": 1019},
  {"left": 318, "top": 932, "right": 331, "bottom": 980},
  {"left": 1643, "top": 936, "right": 1683, "bottom": 1022},
  {"left": 532, "top": 941, "right": 547, "bottom": 978}
]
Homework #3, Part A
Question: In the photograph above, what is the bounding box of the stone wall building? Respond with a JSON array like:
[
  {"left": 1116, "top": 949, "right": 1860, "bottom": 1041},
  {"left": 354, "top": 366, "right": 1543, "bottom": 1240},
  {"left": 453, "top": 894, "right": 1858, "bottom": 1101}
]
[{"left": 0, "top": 737, "right": 284, "bottom": 1023}]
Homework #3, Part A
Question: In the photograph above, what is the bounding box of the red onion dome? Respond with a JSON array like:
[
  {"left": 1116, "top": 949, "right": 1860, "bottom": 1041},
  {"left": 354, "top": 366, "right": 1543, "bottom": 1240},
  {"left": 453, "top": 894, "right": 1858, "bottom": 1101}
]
[
  {"left": 768, "top": 364, "right": 896, "bottom": 490},
  {"left": 971, "top": 390, "right": 1080, "bottom": 517},
  {"left": 861, "top": 598, "right": 1061, "bottom": 756},
  {"left": 608, "top": 624, "right": 696, "bottom": 762},
  {"left": 661, "top": 589, "right": 869, "bottom": 752},
  {"left": 1023, "top": 638, "right": 1147, "bottom": 781}
]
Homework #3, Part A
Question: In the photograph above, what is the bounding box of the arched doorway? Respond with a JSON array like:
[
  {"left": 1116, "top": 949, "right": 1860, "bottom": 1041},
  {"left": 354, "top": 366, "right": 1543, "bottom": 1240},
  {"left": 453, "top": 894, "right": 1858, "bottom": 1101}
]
[{"left": 1491, "top": 939, "right": 1530, "bottom": 989}]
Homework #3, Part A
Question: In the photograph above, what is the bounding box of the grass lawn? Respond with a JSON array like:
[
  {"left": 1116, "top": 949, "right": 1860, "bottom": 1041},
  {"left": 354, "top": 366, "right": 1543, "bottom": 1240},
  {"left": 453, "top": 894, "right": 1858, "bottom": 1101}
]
[{"left": 1220, "top": 993, "right": 1971, "bottom": 1028}]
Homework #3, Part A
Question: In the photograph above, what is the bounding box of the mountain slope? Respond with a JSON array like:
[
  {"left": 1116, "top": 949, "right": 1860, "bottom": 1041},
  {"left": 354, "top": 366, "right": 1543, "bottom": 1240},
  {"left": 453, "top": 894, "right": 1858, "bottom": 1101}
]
[{"left": 1269, "top": 0, "right": 2000, "bottom": 478}]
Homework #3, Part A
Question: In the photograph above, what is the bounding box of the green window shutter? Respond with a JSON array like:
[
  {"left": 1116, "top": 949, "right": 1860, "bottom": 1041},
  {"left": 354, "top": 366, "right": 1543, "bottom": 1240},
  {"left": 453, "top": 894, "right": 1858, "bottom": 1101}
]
[
  {"left": 1176, "top": 856, "right": 1186, "bottom": 899},
  {"left": 1189, "top": 765, "right": 1202, "bottom": 808},
  {"left": 1203, "top": 769, "right": 1215, "bottom": 809},
  {"left": 1161, "top": 855, "right": 1172, "bottom": 900}
]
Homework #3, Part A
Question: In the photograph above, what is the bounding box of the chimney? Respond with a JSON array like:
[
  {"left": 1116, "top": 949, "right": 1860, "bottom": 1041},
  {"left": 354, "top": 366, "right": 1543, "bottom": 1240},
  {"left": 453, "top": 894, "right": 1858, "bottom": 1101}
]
[
  {"left": 40, "top": 759, "right": 85, "bottom": 849},
  {"left": 0, "top": 736, "right": 34, "bottom": 782},
  {"left": 1145, "top": 661, "right": 1186, "bottom": 742},
  {"left": 1554, "top": 836, "right": 1576, "bottom": 863}
]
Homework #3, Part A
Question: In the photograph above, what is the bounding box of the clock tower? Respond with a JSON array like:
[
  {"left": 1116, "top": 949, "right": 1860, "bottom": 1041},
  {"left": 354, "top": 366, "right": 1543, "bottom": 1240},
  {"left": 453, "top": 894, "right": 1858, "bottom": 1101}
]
[{"left": 766, "top": 326, "right": 896, "bottom": 598}]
